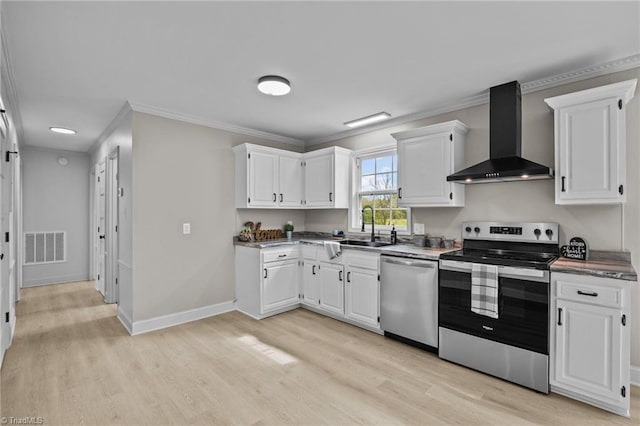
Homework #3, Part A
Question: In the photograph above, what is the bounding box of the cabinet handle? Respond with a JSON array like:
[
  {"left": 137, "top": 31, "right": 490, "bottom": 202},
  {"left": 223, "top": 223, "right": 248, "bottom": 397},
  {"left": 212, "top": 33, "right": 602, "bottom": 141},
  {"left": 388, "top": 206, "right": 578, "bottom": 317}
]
[
  {"left": 347, "top": 271, "right": 351, "bottom": 282},
  {"left": 339, "top": 270, "right": 343, "bottom": 281},
  {"left": 329, "top": 192, "right": 333, "bottom": 202},
  {"left": 264, "top": 268, "right": 268, "bottom": 279},
  {"left": 272, "top": 193, "right": 277, "bottom": 202},
  {"left": 279, "top": 193, "right": 283, "bottom": 202},
  {"left": 278, "top": 254, "right": 287, "bottom": 258},
  {"left": 312, "top": 265, "right": 316, "bottom": 275},
  {"left": 557, "top": 308, "right": 563, "bottom": 326},
  {"left": 577, "top": 290, "right": 598, "bottom": 297},
  {"left": 561, "top": 176, "right": 566, "bottom": 192},
  {"left": 398, "top": 188, "right": 402, "bottom": 199}
]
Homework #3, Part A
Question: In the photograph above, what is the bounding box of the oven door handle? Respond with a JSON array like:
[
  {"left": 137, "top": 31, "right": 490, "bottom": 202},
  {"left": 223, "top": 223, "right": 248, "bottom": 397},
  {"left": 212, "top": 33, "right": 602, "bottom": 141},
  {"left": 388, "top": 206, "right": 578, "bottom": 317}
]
[
  {"left": 381, "top": 257, "right": 436, "bottom": 269},
  {"left": 439, "top": 260, "right": 549, "bottom": 282}
]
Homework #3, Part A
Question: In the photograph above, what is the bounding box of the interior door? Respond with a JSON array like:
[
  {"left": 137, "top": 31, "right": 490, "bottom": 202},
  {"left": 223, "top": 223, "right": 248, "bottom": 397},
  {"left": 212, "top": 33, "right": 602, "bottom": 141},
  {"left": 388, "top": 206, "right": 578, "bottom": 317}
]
[{"left": 96, "top": 161, "right": 106, "bottom": 296}]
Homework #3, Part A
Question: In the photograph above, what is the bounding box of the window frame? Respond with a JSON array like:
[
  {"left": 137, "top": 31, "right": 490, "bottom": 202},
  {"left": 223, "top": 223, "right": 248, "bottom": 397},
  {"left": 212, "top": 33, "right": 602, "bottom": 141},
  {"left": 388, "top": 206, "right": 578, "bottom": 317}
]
[{"left": 349, "top": 144, "right": 411, "bottom": 235}]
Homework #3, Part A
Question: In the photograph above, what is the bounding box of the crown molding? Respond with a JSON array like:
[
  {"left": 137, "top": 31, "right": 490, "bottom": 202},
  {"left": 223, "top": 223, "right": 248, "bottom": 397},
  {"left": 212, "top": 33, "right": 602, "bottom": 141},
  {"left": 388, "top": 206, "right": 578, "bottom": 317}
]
[
  {"left": 87, "top": 101, "right": 133, "bottom": 156},
  {"left": 0, "top": 26, "right": 25, "bottom": 146},
  {"left": 128, "top": 101, "right": 306, "bottom": 148},
  {"left": 306, "top": 53, "right": 640, "bottom": 147},
  {"left": 521, "top": 53, "right": 640, "bottom": 94}
]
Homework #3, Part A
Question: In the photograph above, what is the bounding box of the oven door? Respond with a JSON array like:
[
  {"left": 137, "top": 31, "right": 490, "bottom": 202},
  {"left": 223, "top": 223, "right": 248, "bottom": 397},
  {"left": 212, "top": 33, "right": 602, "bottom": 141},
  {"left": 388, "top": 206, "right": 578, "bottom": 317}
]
[{"left": 439, "top": 259, "right": 549, "bottom": 354}]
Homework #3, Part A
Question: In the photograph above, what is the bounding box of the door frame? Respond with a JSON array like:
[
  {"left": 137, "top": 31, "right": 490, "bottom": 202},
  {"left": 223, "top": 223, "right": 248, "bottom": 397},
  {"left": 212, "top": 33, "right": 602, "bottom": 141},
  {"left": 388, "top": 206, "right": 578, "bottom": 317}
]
[{"left": 105, "top": 147, "right": 119, "bottom": 304}]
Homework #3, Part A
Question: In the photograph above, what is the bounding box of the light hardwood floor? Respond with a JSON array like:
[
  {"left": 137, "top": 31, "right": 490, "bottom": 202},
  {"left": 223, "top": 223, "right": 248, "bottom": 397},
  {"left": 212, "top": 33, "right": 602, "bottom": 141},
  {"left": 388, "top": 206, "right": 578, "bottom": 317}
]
[{"left": 1, "top": 281, "right": 638, "bottom": 425}]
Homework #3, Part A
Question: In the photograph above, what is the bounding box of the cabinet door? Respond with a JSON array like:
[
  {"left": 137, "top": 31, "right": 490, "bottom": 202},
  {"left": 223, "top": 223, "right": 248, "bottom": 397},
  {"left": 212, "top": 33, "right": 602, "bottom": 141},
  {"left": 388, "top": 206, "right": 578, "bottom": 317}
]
[
  {"left": 556, "top": 98, "right": 622, "bottom": 204},
  {"left": 345, "top": 266, "right": 379, "bottom": 327},
  {"left": 301, "top": 259, "right": 318, "bottom": 306},
  {"left": 553, "top": 299, "right": 624, "bottom": 406},
  {"left": 249, "top": 151, "right": 278, "bottom": 207},
  {"left": 318, "top": 262, "right": 344, "bottom": 315},
  {"left": 262, "top": 260, "right": 299, "bottom": 313},
  {"left": 279, "top": 155, "right": 303, "bottom": 207},
  {"left": 305, "top": 154, "right": 334, "bottom": 207},
  {"left": 397, "top": 133, "right": 452, "bottom": 205}
]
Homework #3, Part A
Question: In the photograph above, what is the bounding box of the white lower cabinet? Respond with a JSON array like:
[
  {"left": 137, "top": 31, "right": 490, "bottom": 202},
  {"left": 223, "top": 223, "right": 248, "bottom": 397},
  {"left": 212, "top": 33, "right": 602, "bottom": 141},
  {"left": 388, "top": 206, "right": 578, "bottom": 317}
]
[
  {"left": 263, "top": 259, "right": 299, "bottom": 312},
  {"left": 235, "top": 245, "right": 300, "bottom": 319},
  {"left": 300, "top": 245, "right": 319, "bottom": 306},
  {"left": 344, "top": 251, "right": 380, "bottom": 327},
  {"left": 318, "top": 261, "right": 345, "bottom": 315},
  {"left": 550, "top": 272, "right": 631, "bottom": 417},
  {"left": 299, "top": 245, "right": 381, "bottom": 330}
]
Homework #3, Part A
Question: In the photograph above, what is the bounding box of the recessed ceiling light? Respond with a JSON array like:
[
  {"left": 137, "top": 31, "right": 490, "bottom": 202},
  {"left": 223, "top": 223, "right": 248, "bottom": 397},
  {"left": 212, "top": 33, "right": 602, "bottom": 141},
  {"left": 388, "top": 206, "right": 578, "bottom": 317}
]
[
  {"left": 49, "top": 126, "right": 76, "bottom": 135},
  {"left": 257, "top": 75, "right": 291, "bottom": 96},
  {"left": 344, "top": 112, "right": 391, "bottom": 128}
]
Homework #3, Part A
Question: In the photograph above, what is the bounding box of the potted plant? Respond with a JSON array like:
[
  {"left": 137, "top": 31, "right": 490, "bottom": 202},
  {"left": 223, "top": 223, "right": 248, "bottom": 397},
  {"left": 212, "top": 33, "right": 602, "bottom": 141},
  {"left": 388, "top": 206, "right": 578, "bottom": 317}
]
[{"left": 283, "top": 221, "right": 294, "bottom": 240}]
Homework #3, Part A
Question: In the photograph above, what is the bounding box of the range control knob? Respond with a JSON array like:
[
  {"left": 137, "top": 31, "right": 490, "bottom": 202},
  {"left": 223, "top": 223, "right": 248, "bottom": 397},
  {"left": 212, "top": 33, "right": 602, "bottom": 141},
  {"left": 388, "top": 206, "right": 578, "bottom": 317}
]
[
  {"left": 545, "top": 229, "right": 553, "bottom": 237},
  {"left": 465, "top": 226, "right": 472, "bottom": 233},
  {"left": 534, "top": 228, "right": 541, "bottom": 237},
  {"left": 474, "top": 227, "right": 480, "bottom": 233}
]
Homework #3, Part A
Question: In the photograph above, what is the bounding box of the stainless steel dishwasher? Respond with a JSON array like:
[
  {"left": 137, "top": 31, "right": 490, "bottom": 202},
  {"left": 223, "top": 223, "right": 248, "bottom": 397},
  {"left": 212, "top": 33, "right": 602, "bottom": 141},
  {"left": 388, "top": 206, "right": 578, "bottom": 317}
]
[{"left": 380, "top": 255, "right": 438, "bottom": 351}]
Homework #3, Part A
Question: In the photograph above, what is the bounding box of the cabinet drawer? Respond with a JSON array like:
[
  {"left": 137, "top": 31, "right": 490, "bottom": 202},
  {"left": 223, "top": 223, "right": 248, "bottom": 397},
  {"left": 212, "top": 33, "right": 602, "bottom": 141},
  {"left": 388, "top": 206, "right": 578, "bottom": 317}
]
[
  {"left": 262, "top": 247, "right": 298, "bottom": 263},
  {"left": 556, "top": 278, "right": 623, "bottom": 308},
  {"left": 301, "top": 244, "right": 318, "bottom": 260},
  {"left": 345, "top": 250, "right": 379, "bottom": 270}
]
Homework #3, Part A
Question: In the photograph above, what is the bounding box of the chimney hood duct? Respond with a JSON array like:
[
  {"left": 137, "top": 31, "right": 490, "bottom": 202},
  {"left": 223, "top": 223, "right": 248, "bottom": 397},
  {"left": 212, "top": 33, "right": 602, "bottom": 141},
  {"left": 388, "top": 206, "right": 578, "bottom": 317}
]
[{"left": 447, "top": 81, "right": 553, "bottom": 183}]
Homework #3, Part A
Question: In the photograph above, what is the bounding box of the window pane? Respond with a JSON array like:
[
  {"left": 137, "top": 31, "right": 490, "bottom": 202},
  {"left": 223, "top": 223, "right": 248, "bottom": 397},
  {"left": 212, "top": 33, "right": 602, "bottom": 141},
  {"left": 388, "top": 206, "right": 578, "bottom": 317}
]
[
  {"left": 376, "top": 173, "right": 394, "bottom": 190},
  {"left": 361, "top": 158, "right": 375, "bottom": 175},
  {"left": 392, "top": 155, "right": 397, "bottom": 172},
  {"left": 376, "top": 156, "right": 392, "bottom": 173},
  {"left": 361, "top": 174, "right": 376, "bottom": 191}
]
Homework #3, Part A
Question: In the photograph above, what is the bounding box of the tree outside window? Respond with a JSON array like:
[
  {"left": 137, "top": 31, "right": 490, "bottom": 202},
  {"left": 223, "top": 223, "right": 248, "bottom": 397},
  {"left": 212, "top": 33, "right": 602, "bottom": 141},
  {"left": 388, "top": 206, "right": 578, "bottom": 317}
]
[{"left": 357, "top": 152, "right": 408, "bottom": 231}]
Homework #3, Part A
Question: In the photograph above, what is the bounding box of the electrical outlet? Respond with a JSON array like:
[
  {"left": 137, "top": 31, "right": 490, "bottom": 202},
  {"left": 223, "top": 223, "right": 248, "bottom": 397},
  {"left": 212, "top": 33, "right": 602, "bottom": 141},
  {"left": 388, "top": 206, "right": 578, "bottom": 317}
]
[
  {"left": 414, "top": 223, "right": 425, "bottom": 235},
  {"left": 182, "top": 223, "right": 191, "bottom": 235}
]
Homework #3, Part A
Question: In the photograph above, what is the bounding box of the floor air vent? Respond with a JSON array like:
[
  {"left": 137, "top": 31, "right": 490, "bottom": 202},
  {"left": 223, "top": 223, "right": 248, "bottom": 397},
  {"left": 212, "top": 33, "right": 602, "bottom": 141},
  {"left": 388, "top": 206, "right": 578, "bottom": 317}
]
[{"left": 24, "top": 231, "right": 66, "bottom": 265}]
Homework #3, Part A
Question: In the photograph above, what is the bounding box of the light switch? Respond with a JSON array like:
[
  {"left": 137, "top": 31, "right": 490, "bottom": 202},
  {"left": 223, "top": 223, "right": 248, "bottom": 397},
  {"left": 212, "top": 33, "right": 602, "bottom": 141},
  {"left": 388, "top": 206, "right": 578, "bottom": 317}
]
[
  {"left": 414, "top": 223, "right": 425, "bottom": 235},
  {"left": 182, "top": 223, "right": 191, "bottom": 235}
]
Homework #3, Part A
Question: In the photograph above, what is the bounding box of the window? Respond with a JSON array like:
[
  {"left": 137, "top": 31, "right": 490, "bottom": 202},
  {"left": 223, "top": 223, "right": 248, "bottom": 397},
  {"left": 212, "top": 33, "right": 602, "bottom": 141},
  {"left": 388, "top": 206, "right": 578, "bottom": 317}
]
[{"left": 351, "top": 148, "right": 410, "bottom": 232}]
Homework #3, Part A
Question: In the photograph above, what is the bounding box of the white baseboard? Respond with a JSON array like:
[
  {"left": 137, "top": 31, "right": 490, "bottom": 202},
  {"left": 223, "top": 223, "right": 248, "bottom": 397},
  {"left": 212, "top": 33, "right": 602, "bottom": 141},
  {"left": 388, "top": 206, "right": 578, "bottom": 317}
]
[
  {"left": 22, "top": 274, "right": 90, "bottom": 287},
  {"left": 130, "top": 300, "right": 236, "bottom": 335},
  {"left": 631, "top": 365, "right": 640, "bottom": 387},
  {"left": 117, "top": 308, "right": 133, "bottom": 335}
]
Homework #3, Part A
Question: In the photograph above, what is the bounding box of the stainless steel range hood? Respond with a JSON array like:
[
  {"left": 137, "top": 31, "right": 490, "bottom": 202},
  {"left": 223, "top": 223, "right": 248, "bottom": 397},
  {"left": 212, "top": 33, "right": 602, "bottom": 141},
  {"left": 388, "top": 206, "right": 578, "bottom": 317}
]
[{"left": 447, "top": 81, "right": 553, "bottom": 183}]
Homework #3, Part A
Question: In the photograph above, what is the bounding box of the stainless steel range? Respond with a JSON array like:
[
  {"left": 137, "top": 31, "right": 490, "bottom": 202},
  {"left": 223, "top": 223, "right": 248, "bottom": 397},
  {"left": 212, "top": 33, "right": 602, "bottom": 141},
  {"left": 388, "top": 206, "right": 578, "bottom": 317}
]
[{"left": 438, "top": 222, "right": 559, "bottom": 393}]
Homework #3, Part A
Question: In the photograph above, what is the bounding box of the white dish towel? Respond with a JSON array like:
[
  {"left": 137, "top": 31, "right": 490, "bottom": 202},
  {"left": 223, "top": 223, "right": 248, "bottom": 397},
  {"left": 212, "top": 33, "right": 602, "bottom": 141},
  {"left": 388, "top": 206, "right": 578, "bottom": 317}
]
[
  {"left": 471, "top": 263, "right": 499, "bottom": 319},
  {"left": 324, "top": 241, "right": 342, "bottom": 260}
]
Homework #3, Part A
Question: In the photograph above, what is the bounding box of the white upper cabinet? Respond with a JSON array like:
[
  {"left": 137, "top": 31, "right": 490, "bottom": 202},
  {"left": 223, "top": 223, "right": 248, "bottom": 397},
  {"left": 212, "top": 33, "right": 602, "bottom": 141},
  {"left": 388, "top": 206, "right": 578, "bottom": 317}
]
[
  {"left": 233, "top": 144, "right": 303, "bottom": 209},
  {"left": 234, "top": 143, "right": 351, "bottom": 209},
  {"left": 303, "top": 147, "right": 351, "bottom": 208},
  {"left": 279, "top": 154, "right": 304, "bottom": 207},
  {"left": 545, "top": 79, "right": 637, "bottom": 205},
  {"left": 392, "top": 120, "right": 468, "bottom": 207}
]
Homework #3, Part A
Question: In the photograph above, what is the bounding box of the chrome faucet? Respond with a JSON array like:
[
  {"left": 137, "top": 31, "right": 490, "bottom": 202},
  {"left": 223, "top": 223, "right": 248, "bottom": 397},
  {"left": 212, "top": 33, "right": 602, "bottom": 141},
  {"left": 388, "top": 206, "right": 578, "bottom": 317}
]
[{"left": 361, "top": 206, "right": 376, "bottom": 242}]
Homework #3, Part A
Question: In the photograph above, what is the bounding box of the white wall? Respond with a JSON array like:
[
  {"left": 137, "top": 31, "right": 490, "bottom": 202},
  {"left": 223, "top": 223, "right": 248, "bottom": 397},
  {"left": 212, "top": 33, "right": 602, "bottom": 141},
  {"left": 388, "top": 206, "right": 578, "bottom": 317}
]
[
  {"left": 305, "top": 67, "right": 640, "bottom": 366},
  {"left": 131, "top": 111, "right": 304, "bottom": 322},
  {"left": 89, "top": 106, "right": 133, "bottom": 325},
  {"left": 21, "top": 147, "right": 89, "bottom": 286}
]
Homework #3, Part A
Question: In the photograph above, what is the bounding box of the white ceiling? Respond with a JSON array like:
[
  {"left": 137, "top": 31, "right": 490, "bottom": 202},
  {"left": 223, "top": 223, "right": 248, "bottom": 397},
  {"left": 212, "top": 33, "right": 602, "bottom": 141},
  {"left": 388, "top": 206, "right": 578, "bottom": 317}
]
[{"left": 2, "top": 1, "right": 639, "bottom": 152}]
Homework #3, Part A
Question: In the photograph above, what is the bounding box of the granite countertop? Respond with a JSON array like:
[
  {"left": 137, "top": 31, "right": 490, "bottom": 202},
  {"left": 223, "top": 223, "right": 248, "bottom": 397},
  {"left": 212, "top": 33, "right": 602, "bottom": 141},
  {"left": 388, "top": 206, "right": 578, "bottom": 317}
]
[
  {"left": 233, "top": 234, "right": 459, "bottom": 261},
  {"left": 551, "top": 250, "right": 637, "bottom": 281}
]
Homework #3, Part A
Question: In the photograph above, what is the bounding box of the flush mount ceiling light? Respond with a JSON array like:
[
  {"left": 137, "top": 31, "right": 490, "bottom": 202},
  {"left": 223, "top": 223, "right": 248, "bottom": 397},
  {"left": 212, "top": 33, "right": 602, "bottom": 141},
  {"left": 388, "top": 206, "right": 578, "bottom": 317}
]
[
  {"left": 257, "top": 75, "right": 291, "bottom": 96},
  {"left": 344, "top": 112, "right": 391, "bottom": 128},
  {"left": 49, "top": 126, "right": 76, "bottom": 135}
]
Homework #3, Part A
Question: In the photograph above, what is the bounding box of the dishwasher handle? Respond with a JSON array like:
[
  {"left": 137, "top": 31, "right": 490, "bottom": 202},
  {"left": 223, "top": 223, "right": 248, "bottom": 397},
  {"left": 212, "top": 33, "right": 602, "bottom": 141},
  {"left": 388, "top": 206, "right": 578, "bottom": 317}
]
[{"left": 381, "top": 256, "right": 436, "bottom": 269}]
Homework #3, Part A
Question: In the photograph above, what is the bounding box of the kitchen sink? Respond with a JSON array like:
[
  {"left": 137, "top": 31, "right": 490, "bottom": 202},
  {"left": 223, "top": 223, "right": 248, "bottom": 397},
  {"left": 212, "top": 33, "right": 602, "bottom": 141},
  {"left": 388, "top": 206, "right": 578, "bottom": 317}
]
[{"left": 340, "top": 240, "right": 393, "bottom": 248}]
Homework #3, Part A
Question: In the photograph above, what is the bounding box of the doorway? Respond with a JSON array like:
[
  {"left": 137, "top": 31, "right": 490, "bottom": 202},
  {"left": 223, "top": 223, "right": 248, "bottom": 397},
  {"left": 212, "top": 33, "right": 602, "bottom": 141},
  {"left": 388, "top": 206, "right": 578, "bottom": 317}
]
[{"left": 104, "top": 148, "right": 119, "bottom": 304}]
